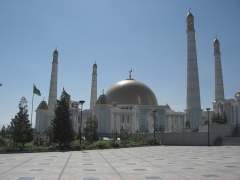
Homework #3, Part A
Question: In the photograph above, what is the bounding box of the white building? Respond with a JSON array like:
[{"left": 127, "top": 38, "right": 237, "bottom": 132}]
[
  {"left": 93, "top": 78, "right": 184, "bottom": 136},
  {"left": 35, "top": 11, "right": 240, "bottom": 140},
  {"left": 211, "top": 37, "right": 240, "bottom": 132}
]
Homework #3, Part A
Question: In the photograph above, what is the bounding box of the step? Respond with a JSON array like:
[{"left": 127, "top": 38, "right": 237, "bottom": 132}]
[{"left": 222, "top": 137, "right": 240, "bottom": 146}]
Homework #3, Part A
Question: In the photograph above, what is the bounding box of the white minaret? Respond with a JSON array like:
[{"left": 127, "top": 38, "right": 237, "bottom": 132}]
[
  {"left": 214, "top": 38, "right": 225, "bottom": 102},
  {"left": 90, "top": 62, "right": 97, "bottom": 112},
  {"left": 48, "top": 49, "right": 58, "bottom": 115},
  {"left": 186, "top": 11, "right": 201, "bottom": 130}
]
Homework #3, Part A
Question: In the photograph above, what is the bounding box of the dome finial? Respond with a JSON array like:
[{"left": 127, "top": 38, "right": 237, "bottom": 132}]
[
  {"left": 93, "top": 61, "right": 97, "bottom": 68},
  {"left": 128, "top": 69, "right": 133, "bottom": 80},
  {"left": 187, "top": 8, "right": 192, "bottom": 15},
  {"left": 214, "top": 35, "right": 219, "bottom": 43},
  {"left": 54, "top": 47, "right": 58, "bottom": 53}
]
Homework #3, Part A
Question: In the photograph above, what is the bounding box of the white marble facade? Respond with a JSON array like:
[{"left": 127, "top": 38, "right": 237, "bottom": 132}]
[
  {"left": 35, "top": 11, "right": 240, "bottom": 140},
  {"left": 94, "top": 100, "right": 185, "bottom": 136}
]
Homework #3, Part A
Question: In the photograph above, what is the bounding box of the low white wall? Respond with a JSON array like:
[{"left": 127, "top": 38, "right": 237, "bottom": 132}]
[{"left": 160, "top": 124, "right": 232, "bottom": 146}]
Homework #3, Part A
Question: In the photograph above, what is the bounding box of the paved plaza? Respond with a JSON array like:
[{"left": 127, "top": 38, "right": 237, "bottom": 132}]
[{"left": 0, "top": 146, "right": 239, "bottom": 180}]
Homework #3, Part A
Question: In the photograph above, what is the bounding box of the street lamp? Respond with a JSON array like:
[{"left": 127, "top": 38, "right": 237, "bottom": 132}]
[
  {"left": 152, "top": 110, "right": 157, "bottom": 144},
  {"left": 206, "top": 108, "right": 211, "bottom": 146},
  {"left": 79, "top": 100, "right": 85, "bottom": 146}
]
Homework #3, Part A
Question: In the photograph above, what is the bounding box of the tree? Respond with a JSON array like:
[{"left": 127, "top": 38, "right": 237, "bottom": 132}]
[
  {"left": 52, "top": 89, "right": 74, "bottom": 147},
  {"left": 6, "top": 125, "right": 12, "bottom": 139},
  {"left": 84, "top": 116, "right": 98, "bottom": 143},
  {"left": 10, "top": 97, "right": 33, "bottom": 148},
  {"left": 0, "top": 126, "right": 6, "bottom": 138},
  {"left": 46, "top": 127, "right": 54, "bottom": 145}
]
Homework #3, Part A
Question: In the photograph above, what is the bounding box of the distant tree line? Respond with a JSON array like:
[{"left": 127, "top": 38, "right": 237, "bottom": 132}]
[{"left": 0, "top": 89, "right": 100, "bottom": 150}]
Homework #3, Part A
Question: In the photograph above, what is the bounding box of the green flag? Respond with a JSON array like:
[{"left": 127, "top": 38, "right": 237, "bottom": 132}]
[{"left": 33, "top": 85, "right": 41, "bottom": 96}]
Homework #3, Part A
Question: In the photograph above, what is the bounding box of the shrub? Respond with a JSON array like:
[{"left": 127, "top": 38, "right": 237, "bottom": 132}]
[
  {"left": 86, "top": 140, "right": 111, "bottom": 150},
  {"left": 146, "top": 139, "right": 160, "bottom": 145},
  {"left": 111, "top": 140, "right": 120, "bottom": 148},
  {"left": 214, "top": 137, "right": 223, "bottom": 146},
  {"left": 96, "top": 140, "right": 111, "bottom": 149},
  {"left": 120, "top": 128, "right": 129, "bottom": 144}
]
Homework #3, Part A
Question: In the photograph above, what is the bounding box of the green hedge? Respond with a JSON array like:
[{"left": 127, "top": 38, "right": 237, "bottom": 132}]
[{"left": 0, "top": 135, "right": 161, "bottom": 153}]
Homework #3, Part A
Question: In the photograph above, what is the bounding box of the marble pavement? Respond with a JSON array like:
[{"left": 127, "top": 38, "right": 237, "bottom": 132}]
[{"left": 0, "top": 146, "right": 239, "bottom": 180}]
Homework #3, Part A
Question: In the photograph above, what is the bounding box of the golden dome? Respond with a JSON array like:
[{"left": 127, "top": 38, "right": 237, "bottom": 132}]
[
  {"left": 37, "top": 101, "right": 48, "bottom": 110},
  {"left": 106, "top": 79, "right": 158, "bottom": 105},
  {"left": 235, "top": 91, "right": 240, "bottom": 101},
  {"left": 96, "top": 94, "right": 109, "bottom": 104}
]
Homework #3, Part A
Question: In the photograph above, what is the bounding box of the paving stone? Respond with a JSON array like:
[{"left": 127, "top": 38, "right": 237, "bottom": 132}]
[
  {"left": 17, "top": 177, "right": 35, "bottom": 180},
  {"left": 0, "top": 146, "right": 239, "bottom": 180},
  {"left": 145, "top": 176, "right": 161, "bottom": 180},
  {"left": 202, "top": 174, "right": 220, "bottom": 178},
  {"left": 29, "top": 169, "right": 44, "bottom": 172},
  {"left": 82, "top": 177, "right": 100, "bottom": 180}
]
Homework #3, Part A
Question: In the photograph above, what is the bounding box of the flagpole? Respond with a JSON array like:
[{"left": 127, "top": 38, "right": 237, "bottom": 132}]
[{"left": 31, "top": 88, "right": 35, "bottom": 127}]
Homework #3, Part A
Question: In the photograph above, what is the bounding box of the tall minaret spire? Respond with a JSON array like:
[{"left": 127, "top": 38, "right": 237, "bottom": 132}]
[
  {"left": 48, "top": 49, "right": 58, "bottom": 115},
  {"left": 186, "top": 11, "right": 201, "bottom": 130},
  {"left": 214, "top": 38, "right": 225, "bottom": 102},
  {"left": 90, "top": 62, "right": 97, "bottom": 112}
]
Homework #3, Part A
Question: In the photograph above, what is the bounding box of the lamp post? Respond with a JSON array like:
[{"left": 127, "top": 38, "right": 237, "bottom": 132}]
[
  {"left": 152, "top": 110, "right": 157, "bottom": 144},
  {"left": 206, "top": 108, "right": 211, "bottom": 146},
  {"left": 79, "top": 100, "right": 85, "bottom": 146}
]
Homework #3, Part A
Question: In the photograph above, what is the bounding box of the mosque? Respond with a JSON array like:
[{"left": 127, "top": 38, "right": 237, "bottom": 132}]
[{"left": 35, "top": 11, "right": 240, "bottom": 141}]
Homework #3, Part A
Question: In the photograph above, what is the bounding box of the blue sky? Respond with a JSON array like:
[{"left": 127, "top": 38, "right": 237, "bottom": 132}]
[{"left": 0, "top": 0, "right": 240, "bottom": 127}]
